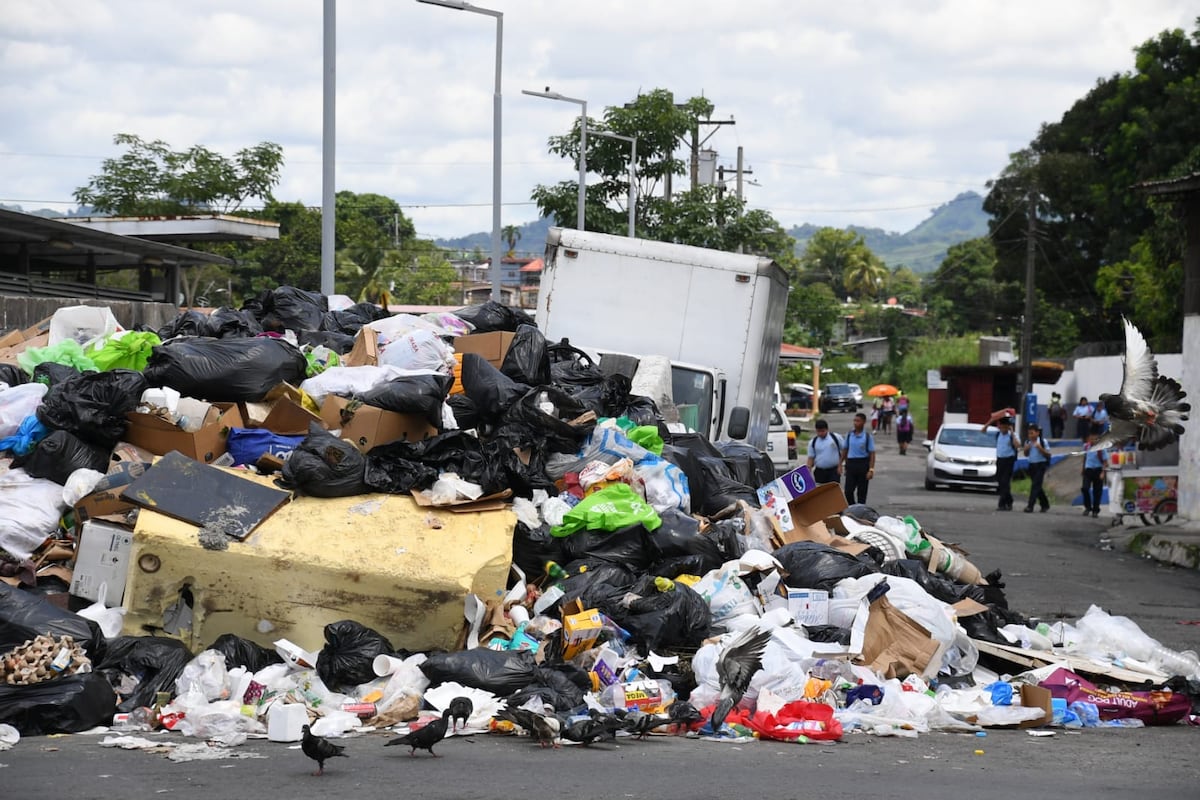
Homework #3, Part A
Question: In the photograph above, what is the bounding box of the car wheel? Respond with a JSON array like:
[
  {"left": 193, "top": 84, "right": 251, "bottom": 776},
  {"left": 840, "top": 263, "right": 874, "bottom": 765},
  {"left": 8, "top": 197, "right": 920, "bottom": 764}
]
[{"left": 924, "top": 478, "right": 936, "bottom": 491}]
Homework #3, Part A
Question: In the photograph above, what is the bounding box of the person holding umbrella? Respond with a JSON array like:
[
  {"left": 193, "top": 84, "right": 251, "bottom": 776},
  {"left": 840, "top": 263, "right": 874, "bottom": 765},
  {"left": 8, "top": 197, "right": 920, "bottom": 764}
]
[{"left": 981, "top": 408, "right": 1021, "bottom": 511}]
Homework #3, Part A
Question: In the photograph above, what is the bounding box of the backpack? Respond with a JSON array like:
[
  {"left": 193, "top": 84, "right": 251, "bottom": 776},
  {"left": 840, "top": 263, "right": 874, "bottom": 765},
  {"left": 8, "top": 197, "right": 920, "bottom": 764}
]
[{"left": 897, "top": 415, "right": 913, "bottom": 433}]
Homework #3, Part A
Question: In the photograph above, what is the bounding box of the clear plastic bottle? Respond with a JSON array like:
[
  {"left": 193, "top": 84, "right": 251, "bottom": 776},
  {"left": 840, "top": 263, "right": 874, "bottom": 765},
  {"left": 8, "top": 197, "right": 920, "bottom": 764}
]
[{"left": 1147, "top": 645, "right": 1200, "bottom": 679}]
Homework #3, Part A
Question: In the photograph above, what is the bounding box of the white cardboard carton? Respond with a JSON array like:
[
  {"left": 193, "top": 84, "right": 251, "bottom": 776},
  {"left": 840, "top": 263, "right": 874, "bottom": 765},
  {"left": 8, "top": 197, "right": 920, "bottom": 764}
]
[
  {"left": 70, "top": 520, "right": 134, "bottom": 606},
  {"left": 787, "top": 588, "right": 830, "bottom": 626}
]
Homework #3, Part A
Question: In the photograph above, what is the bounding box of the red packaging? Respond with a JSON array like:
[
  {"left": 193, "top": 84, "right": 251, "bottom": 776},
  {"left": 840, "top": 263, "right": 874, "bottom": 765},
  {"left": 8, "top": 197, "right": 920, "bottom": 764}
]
[
  {"left": 342, "top": 702, "right": 377, "bottom": 718},
  {"left": 1039, "top": 667, "right": 1191, "bottom": 726}
]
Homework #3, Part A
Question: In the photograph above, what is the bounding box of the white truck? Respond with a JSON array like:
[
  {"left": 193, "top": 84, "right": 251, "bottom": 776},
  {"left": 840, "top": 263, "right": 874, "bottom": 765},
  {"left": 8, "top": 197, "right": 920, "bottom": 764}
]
[{"left": 535, "top": 227, "right": 790, "bottom": 452}]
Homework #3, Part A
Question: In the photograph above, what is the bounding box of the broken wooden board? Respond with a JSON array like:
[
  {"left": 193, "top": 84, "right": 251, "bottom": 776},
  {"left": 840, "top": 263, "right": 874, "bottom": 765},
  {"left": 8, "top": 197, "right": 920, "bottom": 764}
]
[
  {"left": 120, "top": 450, "right": 291, "bottom": 540},
  {"left": 972, "top": 638, "right": 1168, "bottom": 685}
]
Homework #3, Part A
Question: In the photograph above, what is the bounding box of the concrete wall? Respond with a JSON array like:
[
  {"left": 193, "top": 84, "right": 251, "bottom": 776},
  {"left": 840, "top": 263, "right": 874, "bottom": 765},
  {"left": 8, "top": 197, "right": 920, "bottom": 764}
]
[{"left": 0, "top": 294, "right": 179, "bottom": 333}]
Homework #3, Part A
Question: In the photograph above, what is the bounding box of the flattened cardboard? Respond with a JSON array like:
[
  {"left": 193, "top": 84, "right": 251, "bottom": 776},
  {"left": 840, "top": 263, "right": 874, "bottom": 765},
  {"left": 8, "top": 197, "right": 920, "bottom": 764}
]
[
  {"left": 123, "top": 402, "right": 243, "bottom": 463},
  {"left": 320, "top": 394, "right": 437, "bottom": 452},
  {"left": 786, "top": 482, "right": 848, "bottom": 528},
  {"left": 74, "top": 489, "right": 138, "bottom": 535},
  {"left": 452, "top": 331, "right": 515, "bottom": 367},
  {"left": 345, "top": 326, "right": 379, "bottom": 367},
  {"left": 856, "top": 593, "right": 941, "bottom": 680},
  {"left": 771, "top": 517, "right": 871, "bottom": 556},
  {"left": 410, "top": 488, "right": 513, "bottom": 512}
]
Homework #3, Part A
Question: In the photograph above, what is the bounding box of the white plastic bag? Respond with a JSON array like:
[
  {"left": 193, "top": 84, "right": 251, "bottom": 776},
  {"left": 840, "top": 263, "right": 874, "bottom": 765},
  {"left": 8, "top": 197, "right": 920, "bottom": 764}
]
[
  {"left": 0, "top": 382, "right": 48, "bottom": 438},
  {"left": 635, "top": 455, "right": 691, "bottom": 514},
  {"left": 0, "top": 469, "right": 67, "bottom": 560},
  {"left": 379, "top": 328, "right": 456, "bottom": 372},
  {"left": 176, "top": 650, "right": 232, "bottom": 701},
  {"left": 76, "top": 582, "right": 126, "bottom": 637},
  {"left": 62, "top": 468, "right": 107, "bottom": 507},
  {"left": 48, "top": 305, "right": 121, "bottom": 349}
]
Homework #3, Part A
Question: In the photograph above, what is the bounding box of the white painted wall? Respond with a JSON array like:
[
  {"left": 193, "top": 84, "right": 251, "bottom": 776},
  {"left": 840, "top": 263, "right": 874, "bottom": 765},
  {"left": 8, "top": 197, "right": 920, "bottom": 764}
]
[{"left": 1181, "top": 317, "right": 1199, "bottom": 521}]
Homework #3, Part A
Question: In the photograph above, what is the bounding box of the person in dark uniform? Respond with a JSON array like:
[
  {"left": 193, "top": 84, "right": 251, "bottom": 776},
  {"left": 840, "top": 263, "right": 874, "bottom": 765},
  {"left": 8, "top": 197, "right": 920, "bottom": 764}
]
[{"left": 841, "top": 413, "right": 875, "bottom": 504}]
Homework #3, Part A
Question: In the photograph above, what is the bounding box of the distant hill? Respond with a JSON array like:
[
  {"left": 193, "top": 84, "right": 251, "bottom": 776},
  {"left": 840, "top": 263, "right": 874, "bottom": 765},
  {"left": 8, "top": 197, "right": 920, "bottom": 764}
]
[
  {"left": 788, "top": 192, "right": 988, "bottom": 273},
  {"left": 435, "top": 216, "right": 556, "bottom": 259}
]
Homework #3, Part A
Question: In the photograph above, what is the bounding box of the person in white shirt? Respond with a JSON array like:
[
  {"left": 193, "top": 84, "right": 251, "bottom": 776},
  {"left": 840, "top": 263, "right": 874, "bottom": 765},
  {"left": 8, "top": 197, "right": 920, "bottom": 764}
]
[
  {"left": 805, "top": 419, "right": 844, "bottom": 485},
  {"left": 1072, "top": 397, "right": 1093, "bottom": 440}
]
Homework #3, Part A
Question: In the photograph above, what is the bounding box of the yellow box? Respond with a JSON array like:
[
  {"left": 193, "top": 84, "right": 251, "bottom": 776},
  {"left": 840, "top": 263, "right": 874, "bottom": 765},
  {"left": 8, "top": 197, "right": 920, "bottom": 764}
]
[{"left": 561, "top": 607, "right": 603, "bottom": 661}]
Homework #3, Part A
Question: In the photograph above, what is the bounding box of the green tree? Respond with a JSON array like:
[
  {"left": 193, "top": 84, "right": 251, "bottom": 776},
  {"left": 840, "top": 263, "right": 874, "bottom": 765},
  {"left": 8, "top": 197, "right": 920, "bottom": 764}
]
[
  {"left": 797, "top": 227, "right": 877, "bottom": 299},
  {"left": 844, "top": 253, "right": 889, "bottom": 300},
  {"left": 925, "top": 237, "right": 1004, "bottom": 335},
  {"left": 785, "top": 282, "right": 840, "bottom": 347},
  {"left": 887, "top": 266, "right": 923, "bottom": 307},
  {"left": 387, "top": 240, "right": 459, "bottom": 305},
  {"left": 74, "top": 133, "right": 283, "bottom": 215},
  {"left": 502, "top": 224, "right": 522, "bottom": 257}
]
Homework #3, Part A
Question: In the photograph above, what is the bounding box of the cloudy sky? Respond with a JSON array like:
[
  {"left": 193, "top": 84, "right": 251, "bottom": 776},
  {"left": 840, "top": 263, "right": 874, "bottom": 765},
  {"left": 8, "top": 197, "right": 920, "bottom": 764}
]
[{"left": 1, "top": 1, "right": 1195, "bottom": 247}]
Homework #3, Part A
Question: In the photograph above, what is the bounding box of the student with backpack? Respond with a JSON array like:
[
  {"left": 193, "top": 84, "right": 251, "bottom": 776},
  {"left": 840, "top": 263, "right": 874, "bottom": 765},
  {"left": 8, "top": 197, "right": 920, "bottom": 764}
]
[
  {"left": 895, "top": 409, "right": 915, "bottom": 455},
  {"left": 841, "top": 412, "right": 876, "bottom": 504},
  {"left": 805, "top": 419, "right": 844, "bottom": 485},
  {"left": 1023, "top": 422, "right": 1052, "bottom": 513}
]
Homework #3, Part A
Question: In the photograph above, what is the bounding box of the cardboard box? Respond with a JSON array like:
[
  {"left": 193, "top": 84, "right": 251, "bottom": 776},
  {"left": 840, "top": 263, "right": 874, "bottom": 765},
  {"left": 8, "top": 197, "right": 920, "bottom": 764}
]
[
  {"left": 320, "top": 395, "right": 437, "bottom": 452},
  {"left": 453, "top": 331, "right": 515, "bottom": 368},
  {"left": 561, "top": 607, "right": 603, "bottom": 661},
  {"left": 70, "top": 520, "right": 134, "bottom": 606},
  {"left": 787, "top": 588, "right": 830, "bottom": 626},
  {"left": 1017, "top": 684, "right": 1053, "bottom": 729},
  {"left": 786, "top": 482, "right": 848, "bottom": 528},
  {"left": 74, "top": 489, "right": 138, "bottom": 534},
  {"left": 344, "top": 326, "right": 380, "bottom": 367},
  {"left": 123, "top": 402, "right": 244, "bottom": 463}
]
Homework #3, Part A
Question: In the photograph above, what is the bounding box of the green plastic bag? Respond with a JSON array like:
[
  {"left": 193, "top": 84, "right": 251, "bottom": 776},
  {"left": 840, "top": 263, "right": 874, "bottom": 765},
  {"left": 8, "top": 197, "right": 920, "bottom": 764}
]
[
  {"left": 551, "top": 482, "right": 662, "bottom": 537},
  {"left": 86, "top": 331, "right": 162, "bottom": 371},
  {"left": 626, "top": 425, "right": 664, "bottom": 456},
  {"left": 17, "top": 339, "right": 97, "bottom": 376}
]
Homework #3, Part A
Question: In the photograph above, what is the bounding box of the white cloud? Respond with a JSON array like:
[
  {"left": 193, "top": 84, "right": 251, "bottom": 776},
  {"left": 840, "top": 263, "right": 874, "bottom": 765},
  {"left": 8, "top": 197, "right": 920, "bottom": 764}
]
[{"left": 0, "top": 0, "right": 1194, "bottom": 241}]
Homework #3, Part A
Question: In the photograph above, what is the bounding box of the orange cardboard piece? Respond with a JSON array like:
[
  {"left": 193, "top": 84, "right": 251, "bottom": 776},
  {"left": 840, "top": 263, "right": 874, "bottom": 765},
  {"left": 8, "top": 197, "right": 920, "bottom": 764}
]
[
  {"left": 857, "top": 594, "right": 941, "bottom": 680},
  {"left": 344, "top": 326, "right": 379, "bottom": 367},
  {"left": 122, "top": 402, "right": 243, "bottom": 463},
  {"left": 320, "top": 395, "right": 437, "bottom": 453}
]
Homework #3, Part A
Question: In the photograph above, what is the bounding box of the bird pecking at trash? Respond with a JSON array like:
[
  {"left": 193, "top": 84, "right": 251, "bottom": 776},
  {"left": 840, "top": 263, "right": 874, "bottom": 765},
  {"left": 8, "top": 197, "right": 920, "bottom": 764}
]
[
  {"left": 384, "top": 708, "right": 452, "bottom": 757},
  {"left": 447, "top": 695, "right": 474, "bottom": 733},
  {"left": 301, "top": 723, "right": 348, "bottom": 777},
  {"left": 1094, "top": 317, "right": 1189, "bottom": 451},
  {"left": 707, "top": 625, "right": 772, "bottom": 735}
]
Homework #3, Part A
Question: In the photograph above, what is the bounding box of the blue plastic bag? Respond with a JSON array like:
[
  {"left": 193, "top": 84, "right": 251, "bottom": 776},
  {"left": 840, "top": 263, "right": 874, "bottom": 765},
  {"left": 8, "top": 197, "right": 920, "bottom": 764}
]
[{"left": 225, "top": 428, "right": 305, "bottom": 467}]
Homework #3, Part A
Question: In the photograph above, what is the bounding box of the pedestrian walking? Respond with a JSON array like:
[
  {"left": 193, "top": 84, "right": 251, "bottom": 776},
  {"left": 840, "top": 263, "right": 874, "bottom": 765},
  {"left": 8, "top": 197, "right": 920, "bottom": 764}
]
[
  {"left": 841, "top": 412, "right": 876, "bottom": 504},
  {"left": 1081, "top": 426, "right": 1109, "bottom": 518},
  {"left": 805, "top": 419, "right": 844, "bottom": 485},
  {"left": 895, "top": 409, "right": 915, "bottom": 455},
  {"left": 1048, "top": 392, "right": 1066, "bottom": 439},
  {"left": 982, "top": 409, "right": 1020, "bottom": 511},
  {"left": 1072, "top": 397, "right": 1093, "bottom": 440},
  {"left": 1023, "top": 422, "right": 1051, "bottom": 513}
]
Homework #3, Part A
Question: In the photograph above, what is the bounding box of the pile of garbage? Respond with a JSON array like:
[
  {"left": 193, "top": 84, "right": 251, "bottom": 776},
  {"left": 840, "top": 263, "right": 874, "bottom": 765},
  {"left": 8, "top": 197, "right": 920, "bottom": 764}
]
[{"left": 0, "top": 289, "right": 1197, "bottom": 754}]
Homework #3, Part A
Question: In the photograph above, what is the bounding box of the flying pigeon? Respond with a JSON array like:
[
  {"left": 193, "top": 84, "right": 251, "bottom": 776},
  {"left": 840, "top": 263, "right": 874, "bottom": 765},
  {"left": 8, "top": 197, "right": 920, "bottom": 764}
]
[
  {"left": 1095, "top": 318, "right": 1189, "bottom": 451},
  {"left": 447, "top": 696, "right": 474, "bottom": 733},
  {"left": 301, "top": 724, "right": 348, "bottom": 776},
  {"left": 495, "top": 704, "right": 561, "bottom": 748},
  {"left": 384, "top": 709, "right": 452, "bottom": 757},
  {"left": 708, "top": 626, "right": 772, "bottom": 733}
]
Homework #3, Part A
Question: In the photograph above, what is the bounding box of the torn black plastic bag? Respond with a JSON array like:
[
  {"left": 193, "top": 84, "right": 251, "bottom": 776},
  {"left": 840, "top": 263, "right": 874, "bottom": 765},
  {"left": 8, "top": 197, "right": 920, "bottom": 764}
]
[
  {"left": 452, "top": 301, "right": 535, "bottom": 333},
  {"left": 14, "top": 429, "right": 111, "bottom": 485},
  {"left": 500, "top": 324, "right": 551, "bottom": 386},
  {"left": 156, "top": 309, "right": 213, "bottom": 340},
  {"left": 662, "top": 438, "right": 759, "bottom": 516},
  {"left": 316, "top": 620, "right": 395, "bottom": 692},
  {"left": 207, "top": 306, "right": 263, "bottom": 339},
  {"left": 209, "top": 633, "right": 283, "bottom": 672},
  {"left": 420, "top": 648, "right": 540, "bottom": 696},
  {"left": 716, "top": 440, "right": 775, "bottom": 490},
  {"left": 95, "top": 635, "right": 193, "bottom": 713},
  {"left": 560, "top": 522, "right": 655, "bottom": 572},
  {"left": 0, "top": 672, "right": 117, "bottom": 735},
  {"left": 37, "top": 368, "right": 146, "bottom": 447},
  {"left": 0, "top": 583, "right": 106, "bottom": 660},
  {"left": 774, "top": 541, "right": 881, "bottom": 593},
  {"left": 279, "top": 424, "right": 370, "bottom": 497},
  {"left": 445, "top": 393, "right": 478, "bottom": 431},
  {"left": 365, "top": 430, "right": 493, "bottom": 494},
  {"left": 614, "top": 575, "right": 711, "bottom": 652},
  {"left": 297, "top": 329, "right": 356, "bottom": 354},
  {"left": 0, "top": 363, "right": 28, "bottom": 386},
  {"left": 252, "top": 285, "right": 328, "bottom": 333},
  {"left": 356, "top": 372, "right": 453, "bottom": 428},
  {"left": 561, "top": 372, "right": 633, "bottom": 418},
  {"left": 881, "top": 559, "right": 988, "bottom": 605},
  {"left": 322, "top": 302, "right": 391, "bottom": 335},
  {"left": 459, "top": 352, "right": 529, "bottom": 424},
  {"left": 491, "top": 385, "right": 593, "bottom": 455},
  {"left": 143, "top": 336, "right": 308, "bottom": 402},
  {"left": 511, "top": 521, "right": 566, "bottom": 581},
  {"left": 646, "top": 508, "right": 724, "bottom": 575}
]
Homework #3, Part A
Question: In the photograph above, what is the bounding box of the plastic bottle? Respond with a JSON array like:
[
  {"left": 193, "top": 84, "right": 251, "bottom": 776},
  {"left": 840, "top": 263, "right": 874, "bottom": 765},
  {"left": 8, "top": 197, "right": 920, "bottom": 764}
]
[
  {"left": 544, "top": 561, "right": 569, "bottom": 582},
  {"left": 1147, "top": 645, "right": 1200, "bottom": 679}
]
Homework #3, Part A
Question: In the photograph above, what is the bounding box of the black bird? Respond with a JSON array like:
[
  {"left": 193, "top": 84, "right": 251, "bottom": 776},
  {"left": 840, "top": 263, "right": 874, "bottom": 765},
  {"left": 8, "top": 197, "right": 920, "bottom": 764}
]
[
  {"left": 447, "top": 695, "right": 473, "bottom": 732},
  {"left": 667, "top": 700, "right": 703, "bottom": 734},
  {"left": 301, "top": 723, "right": 348, "bottom": 777},
  {"left": 709, "top": 626, "right": 772, "bottom": 732},
  {"left": 495, "top": 704, "right": 561, "bottom": 748},
  {"left": 384, "top": 709, "right": 452, "bottom": 757},
  {"left": 1096, "top": 318, "right": 1189, "bottom": 451},
  {"left": 623, "top": 708, "right": 670, "bottom": 740},
  {"left": 559, "top": 715, "right": 611, "bottom": 746}
]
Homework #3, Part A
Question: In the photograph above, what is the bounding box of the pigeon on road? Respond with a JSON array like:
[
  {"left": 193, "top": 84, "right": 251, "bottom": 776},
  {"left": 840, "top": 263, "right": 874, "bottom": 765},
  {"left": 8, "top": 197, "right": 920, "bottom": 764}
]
[
  {"left": 384, "top": 709, "right": 452, "bottom": 757},
  {"left": 708, "top": 626, "right": 772, "bottom": 733},
  {"left": 447, "top": 696, "right": 473, "bottom": 732},
  {"left": 301, "top": 724, "right": 348, "bottom": 776},
  {"left": 495, "top": 704, "right": 561, "bottom": 748},
  {"left": 1096, "top": 318, "right": 1189, "bottom": 451},
  {"left": 667, "top": 700, "right": 703, "bottom": 733}
]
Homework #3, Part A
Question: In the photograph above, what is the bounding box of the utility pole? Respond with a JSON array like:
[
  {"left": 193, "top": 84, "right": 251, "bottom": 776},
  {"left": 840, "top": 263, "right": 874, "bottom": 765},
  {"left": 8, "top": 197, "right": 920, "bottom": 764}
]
[
  {"left": 690, "top": 119, "right": 736, "bottom": 190},
  {"left": 1020, "top": 188, "right": 1037, "bottom": 435}
]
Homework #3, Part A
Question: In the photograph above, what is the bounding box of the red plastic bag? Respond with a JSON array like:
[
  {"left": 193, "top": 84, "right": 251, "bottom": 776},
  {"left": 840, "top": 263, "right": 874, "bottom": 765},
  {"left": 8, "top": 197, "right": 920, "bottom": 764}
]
[
  {"left": 1039, "top": 667, "right": 1191, "bottom": 726},
  {"left": 699, "top": 700, "right": 844, "bottom": 742}
]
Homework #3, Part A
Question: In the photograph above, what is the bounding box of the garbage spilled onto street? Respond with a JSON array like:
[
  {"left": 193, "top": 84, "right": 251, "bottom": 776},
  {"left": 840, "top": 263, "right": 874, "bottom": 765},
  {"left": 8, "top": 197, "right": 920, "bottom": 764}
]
[{"left": 1, "top": 290, "right": 1197, "bottom": 765}]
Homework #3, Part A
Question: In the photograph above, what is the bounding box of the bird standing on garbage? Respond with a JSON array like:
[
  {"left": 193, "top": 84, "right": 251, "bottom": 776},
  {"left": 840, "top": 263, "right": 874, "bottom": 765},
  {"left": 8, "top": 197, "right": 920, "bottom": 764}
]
[
  {"left": 667, "top": 700, "right": 703, "bottom": 734},
  {"left": 1095, "top": 318, "right": 1189, "bottom": 451},
  {"left": 384, "top": 709, "right": 452, "bottom": 757},
  {"left": 448, "top": 696, "right": 473, "bottom": 732},
  {"left": 708, "top": 626, "right": 773, "bottom": 733},
  {"left": 301, "top": 724, "right": 348, "bottom": 776},
  {"left": 495, "top": 704, "right": 561, "bottom": 748},
  {"left": 623, "top": 708, "right": 670, "bottom": 740}
]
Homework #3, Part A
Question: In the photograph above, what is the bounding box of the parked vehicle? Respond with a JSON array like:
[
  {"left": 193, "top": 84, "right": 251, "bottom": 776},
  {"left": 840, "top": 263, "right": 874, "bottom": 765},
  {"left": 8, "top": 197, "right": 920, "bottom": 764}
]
[
  {"left": 848, "top": 383, "right": 864, "bottom": 405},
  {"left": 766, "top": 401, "right": 798, "bottom": 475},
  {"left": 923, "top": 423, "right": 999, "bottom": 491},
  {"left": 536, "top": 227, "right": 789, "bottom": 449},
  {"left": 785, "top": 382, "right": 816, "bottom": 414},
  {"left": 819, "top": 383, "right": 859, "bottom": 413}
]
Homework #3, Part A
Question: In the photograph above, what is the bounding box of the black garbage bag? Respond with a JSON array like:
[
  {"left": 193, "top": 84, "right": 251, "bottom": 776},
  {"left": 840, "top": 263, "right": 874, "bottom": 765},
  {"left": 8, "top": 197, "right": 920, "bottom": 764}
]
[
  {"left": 520, "top": 663, "right": 590, "bottom": 710},
  {"left": 511, "top": 522, "right": 566, "bottom": 582},
  {"left": 452, "top": 301, "right": 534, "bottom": 333},
  {"left": 459, "top": 353, "right": 529, "bottom": 423},
  {"left": 278, "top": 424, "right": 370, "bottom": 497},
  {"left": 420, "top": 648, "right": 540, "bottom": 696},
  {"left": 322, "top": 302, "right": 391, "bottom": 335},
  {"left": 365, "top": 430, "right": 494, "bottom": 494},
  {"left": 0, "top": 583, "right": 106, "bottom": 661},
  {"left": 445, "top": 393, "right": 479, "bottom": 431},
  {"left": 156, "top": 309, "right": 212, "bottom": 340},
  {"left": 0, "top": 673, "right": 117, "bottom": 735},
  {"left": 481, "top": 437, "right": 557, "bottom": 498},
  {"left": 31, "top": 361, "right": 87, "bottom": 386},
  {"left": 14, "top": 429, "right": 111, "bottom": 485},
  {"left": 297, "top": 329, "right": 356, "bottom": 354},
  {"left": 558, "top": 561, "right": 639, "bottom": 606},
  {"left": 881, "top": 559, "right": 987, "bottom": 605},
  {"left": 500, "top": 324, "right": 551, "bottom": 386},
  {"left": 0, "top": 363, "right": 28, "bottom": 386},
  {"left": 621, "top": 394, "right": 664, "bottom": 428},
  {"left": 774, "top": 541, "right": 881, "bottom": 593},
  {"left": 316, "top": 620, "right": 395, "bottom": 692},
  {"left": 207, "top": 306, "right": 264, "bottom": 339},
  {"left": 95, "top": 635, "right": 193, "bottom": 713},
  {"left": 844, "top": 504, "right": 880, "bottom": 524},
  {"left": 648, "top": 554, "right": 715, "bottom": 579},
  {"left": 144, "top": 336, "right": 308, "bottom": 402},
  {"left": 505, "top": 684, "right": 578, "bottom": 713},
  {"left": 716, "top": 441, "right": 775, "bottom": 490},
  {"left": 357, "top": 373, "right": 453, "bottom": 428},
  {"left": 36, "top": 368, "right": 146, "bottom": 447},
  {"left": 646, "top": 508, "right": 724, "bottom": 574},
  {"left": 252, "top": 285, "right": 328, "bottom": 333},
  {"left": 361, "top": 451, "right": 439, "bottom": 494},
  {"left": 804, "top": 625, "right": 852, "bottom": 645},
  {"left": 491, "top": 385, "right": 593, "bottom": 455},
  {"left": 661, "top": 433, "right": 761, "bottom": 517},
  {"left": 560, "top": 522, "right": 655, "bottom": 572},
  {"left": 616, "top": 575, "right": 711, "bottom": 652},
  {"left": 209, "top": 633, "right": 283, "bottom": 673}
]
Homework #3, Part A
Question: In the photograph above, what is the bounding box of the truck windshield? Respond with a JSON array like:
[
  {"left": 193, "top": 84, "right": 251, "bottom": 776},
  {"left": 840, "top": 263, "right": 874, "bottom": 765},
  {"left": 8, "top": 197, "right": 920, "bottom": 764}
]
[{"left": 671, "top": 366, "right": 715, "bottom": 439}]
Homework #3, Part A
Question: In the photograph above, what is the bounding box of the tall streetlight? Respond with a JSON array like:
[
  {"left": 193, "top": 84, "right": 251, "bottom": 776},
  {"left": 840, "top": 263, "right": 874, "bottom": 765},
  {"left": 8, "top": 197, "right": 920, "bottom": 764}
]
[
  {"left": 589, "top": 129, "right": 637, "bottom": 237},
  {"left": 523, "top": 88, "right": 586, "bottom": 231},
  {"left": 417, "top": 0, "right": 504, "bottom": 303}
]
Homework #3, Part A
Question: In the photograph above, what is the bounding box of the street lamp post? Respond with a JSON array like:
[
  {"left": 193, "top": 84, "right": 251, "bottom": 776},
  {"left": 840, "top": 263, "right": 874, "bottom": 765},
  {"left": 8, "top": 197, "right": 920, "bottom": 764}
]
[
  {"left": 417, "top": 0, "right": 504, "bottom": 303},
  {"left": 588, "top": 129, "right": 637, "bottom": 237},
  {"left": 522, "top": 89, "right": 586, "bottom": 231}
]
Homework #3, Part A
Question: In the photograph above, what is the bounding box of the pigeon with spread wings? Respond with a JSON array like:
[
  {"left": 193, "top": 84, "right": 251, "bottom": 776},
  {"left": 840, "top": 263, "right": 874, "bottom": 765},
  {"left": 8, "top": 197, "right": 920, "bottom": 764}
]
[
  {"left": 1095, "top": 318, "right": 1189, "bottom": 451},
  {"left": 708, "top": 625, "right": 772, "bottom": 733}
]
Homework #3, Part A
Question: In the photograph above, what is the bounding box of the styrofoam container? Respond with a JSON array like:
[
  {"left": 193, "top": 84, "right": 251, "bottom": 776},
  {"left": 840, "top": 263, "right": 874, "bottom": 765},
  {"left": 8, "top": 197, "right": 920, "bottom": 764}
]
[{"left": 267, "top": 702, "right": 308, "bottom": 742}]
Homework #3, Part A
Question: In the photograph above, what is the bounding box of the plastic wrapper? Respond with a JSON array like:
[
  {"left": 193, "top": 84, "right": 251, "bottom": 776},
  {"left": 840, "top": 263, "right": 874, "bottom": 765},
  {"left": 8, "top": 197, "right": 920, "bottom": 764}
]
[
  {"left": 451, "top": 301, "right": 535, "bottom": 333},
  {"left": 0, "top": 673, "right": 117, "bottom": 735},
  {"left": 95, "top": 635, "right": 193, "bottom": 713},
  {"left": 0, "top": 414, "right": 49, "bottom": 456},
  {"left": 357, "top": 372, "right": 453, "bottom": 428},
  {"left": 76, "top": 582, "right": 126, "bottom": 638},
  {"left": 278, "top": 425, "right": 370, "bottom": 498},
  {"left": 36, "top": 368, "right": 146, "bottom": 447},
  {"left": 774, "top": 541, "right": 881, "bottom": 593},
  {"left": 18, "top": 340, "right": 98, "bottom": 377},
  {"left": 499, "top": 324, "right": 551, "bottom": 386},
  {"left": 86, "top": 331, "right": 162, "bottom": 371},
  {"left": 419, "top": 648, "right": 540, "bottom": 696},
  {"left": 14, "top": 429, "right": 111, "bottom": 486},
  {"left": 0, "top": 582, "right": 106, "bottom": 660},
  {"left": 316, "top": 620, "right": 397, "bottom": 692},
  {"left": 225, "top": 428, "right": 305, "bottom": 467},
  {"left": 176, "top": 650, "right": 232, "bottom": 701},
  {"left": 143, "top": 336, "right": 308, "bottom": 402}
]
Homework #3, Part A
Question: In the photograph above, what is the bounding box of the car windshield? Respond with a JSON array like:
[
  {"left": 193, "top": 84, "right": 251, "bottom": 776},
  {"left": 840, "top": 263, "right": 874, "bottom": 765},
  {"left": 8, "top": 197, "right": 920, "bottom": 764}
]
[
  {"left": 940, "top": 428, "right": 995, "bottom": 448},
  {"left": 828, "top": 385, "right": 852, "bottom": 396},
  {"left": 770, "top": 406, "right": 784, "bottom": 426}
]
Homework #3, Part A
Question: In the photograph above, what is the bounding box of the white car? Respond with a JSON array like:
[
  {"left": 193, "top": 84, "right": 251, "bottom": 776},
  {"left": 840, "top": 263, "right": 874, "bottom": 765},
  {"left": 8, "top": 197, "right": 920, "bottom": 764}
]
[
  {"left": 766, "top": 401, "right": 798, "bottom": 475},
  {"left": 923, "top": 423, "right": 999, "bottom": 491},
  {"left": 847, "top": 383, "right": 864, "bottom": 405}
]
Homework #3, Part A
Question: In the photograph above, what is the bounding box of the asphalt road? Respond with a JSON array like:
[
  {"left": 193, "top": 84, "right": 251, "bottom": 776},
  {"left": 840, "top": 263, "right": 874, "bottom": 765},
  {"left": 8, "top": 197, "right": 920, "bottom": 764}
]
[{"left": 3, "top": 431, "right": 1198, "bottom": 799}]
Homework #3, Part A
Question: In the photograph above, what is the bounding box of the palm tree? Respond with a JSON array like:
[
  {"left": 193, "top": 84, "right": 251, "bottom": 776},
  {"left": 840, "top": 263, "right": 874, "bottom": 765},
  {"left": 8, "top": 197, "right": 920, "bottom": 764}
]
[
  {"left": 844, "top": 255, "right": 889, "bottom": 301},
  {"left": 502, "top": 224, "right": 522, "bottom": 257}
]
